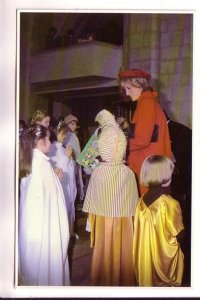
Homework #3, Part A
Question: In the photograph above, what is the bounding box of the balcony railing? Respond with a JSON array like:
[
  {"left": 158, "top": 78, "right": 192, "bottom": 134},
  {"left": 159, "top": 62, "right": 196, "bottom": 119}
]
[{"left": 29, "top": 41, "right": 122, "bottom": 93}]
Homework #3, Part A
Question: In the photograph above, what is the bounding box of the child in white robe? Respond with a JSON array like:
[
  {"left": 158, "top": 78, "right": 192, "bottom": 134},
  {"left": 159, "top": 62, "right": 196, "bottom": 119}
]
[
  {"left": 49, "top": 121, "right": 78, "bottom": 238},
  {"left": 64, "top": 114, "right": 84, "bottom": 202},
  {"left": 19, "top": 124, "right": 70, "bottom": 286}
]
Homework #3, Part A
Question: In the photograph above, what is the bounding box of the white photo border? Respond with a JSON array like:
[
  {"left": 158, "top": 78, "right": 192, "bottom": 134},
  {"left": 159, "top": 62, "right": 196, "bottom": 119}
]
[{"left": 1, "top": 0, "right": 200, "bottom": 298}]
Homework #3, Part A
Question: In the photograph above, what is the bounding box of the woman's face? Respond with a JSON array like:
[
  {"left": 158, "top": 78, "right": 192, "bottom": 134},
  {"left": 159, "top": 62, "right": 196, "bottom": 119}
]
[
  {"left": 123, "top": 82, "right": 142, "bottom": 101},
  {"left": 37, "top": 116, "right": 50, "bottom": 128}
]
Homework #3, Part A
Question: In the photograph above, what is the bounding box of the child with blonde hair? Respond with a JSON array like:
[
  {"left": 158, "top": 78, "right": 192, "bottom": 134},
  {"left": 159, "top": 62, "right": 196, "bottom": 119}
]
[
  {"left": 30, "top": 109, "right": 50, "bottom": 128},
  {"left": 133, "top": 155, "right": 184, "bottom": 286},
  {"left": 31, "top": 109, "right": 63, "bottom": 179}
]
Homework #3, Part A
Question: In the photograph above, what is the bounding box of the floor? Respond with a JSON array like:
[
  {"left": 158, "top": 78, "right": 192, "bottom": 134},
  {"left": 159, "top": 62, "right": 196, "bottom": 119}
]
[{"left": 68, "top": 207, "right": 92, "bottom": 286}]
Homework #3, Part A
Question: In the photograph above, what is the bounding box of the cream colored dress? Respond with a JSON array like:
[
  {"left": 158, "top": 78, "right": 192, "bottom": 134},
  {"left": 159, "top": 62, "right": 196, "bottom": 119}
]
[{"left": 83, "top": 121, "right": 138, "bottom": 218}]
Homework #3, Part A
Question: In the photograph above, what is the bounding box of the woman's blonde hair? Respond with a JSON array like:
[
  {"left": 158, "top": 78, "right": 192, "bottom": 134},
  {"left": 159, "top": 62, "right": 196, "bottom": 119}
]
[
  {"left": 140, "top": 155, "right": 174, "bottom": 188},
  {"left": 30, "top": 109, "right": 49, "bottom": 125}
]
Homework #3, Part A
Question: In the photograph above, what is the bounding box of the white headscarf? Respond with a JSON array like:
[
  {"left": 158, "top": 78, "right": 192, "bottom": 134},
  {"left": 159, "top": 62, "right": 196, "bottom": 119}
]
[{"left": 95, "top": 109, "right": 117, "bottom": 128}]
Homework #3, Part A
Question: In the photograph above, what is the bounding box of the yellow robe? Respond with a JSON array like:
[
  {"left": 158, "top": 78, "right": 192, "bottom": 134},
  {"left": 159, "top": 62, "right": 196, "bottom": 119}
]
[{"left": 133, "top": 195, "right": 184, "bottom": 286}]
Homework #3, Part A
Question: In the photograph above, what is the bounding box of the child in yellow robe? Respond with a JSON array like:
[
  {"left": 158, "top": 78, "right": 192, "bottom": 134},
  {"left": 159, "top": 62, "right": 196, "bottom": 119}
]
[{"left": 133, "top": 155, "right": 184, "bottom": 286}]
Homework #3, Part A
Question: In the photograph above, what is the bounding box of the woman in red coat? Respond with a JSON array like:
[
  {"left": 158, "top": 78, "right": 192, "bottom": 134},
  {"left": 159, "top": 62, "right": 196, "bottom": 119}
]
[{"left": 119, "top": 69, "right": 172, "bottom": 195}]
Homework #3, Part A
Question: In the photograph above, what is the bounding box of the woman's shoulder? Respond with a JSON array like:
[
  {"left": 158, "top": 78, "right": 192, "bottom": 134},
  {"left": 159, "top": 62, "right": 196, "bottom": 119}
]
[{"left": 139, "top": 91, "right": 158, "bottom": 103}]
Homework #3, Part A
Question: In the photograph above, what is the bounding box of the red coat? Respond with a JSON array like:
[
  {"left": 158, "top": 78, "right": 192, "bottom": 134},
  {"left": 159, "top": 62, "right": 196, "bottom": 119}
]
[{"left": 128, "top": 91, "right": 172, "bottom": 195}]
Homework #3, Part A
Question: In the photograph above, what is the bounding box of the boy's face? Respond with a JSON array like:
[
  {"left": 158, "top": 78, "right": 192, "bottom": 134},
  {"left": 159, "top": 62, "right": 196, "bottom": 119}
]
[{"left": 67, "top": 121, "right": 77, "bottom": 132}]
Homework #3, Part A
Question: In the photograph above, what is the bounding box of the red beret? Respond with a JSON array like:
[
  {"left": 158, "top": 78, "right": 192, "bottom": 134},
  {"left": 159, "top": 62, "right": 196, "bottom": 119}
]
[{"left": 119, "top": 69, "right": 151, "bottom": 81}]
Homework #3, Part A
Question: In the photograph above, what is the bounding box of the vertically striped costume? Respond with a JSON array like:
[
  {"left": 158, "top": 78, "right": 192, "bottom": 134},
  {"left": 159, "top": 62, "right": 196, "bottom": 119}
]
[{"left": 83, "top": 109, "right": 139, "bottom": 286}]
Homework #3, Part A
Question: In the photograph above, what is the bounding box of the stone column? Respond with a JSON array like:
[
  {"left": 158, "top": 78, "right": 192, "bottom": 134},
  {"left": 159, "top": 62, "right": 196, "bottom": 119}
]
[
  {"left": 123, "top": 14, "right": 160, "bottom": 83},
  {"left": 122, "top": 13, "right": 192, "bottom": 127}
]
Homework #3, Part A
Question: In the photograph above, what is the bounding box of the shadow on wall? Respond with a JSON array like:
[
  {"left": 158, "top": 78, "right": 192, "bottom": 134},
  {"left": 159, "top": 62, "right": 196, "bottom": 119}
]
[
  {"left": 152, "top": 77, "right": 192, "bottom": 127},
  {"left": 152, "top": 78, "right": 175, "bottom": 123}
]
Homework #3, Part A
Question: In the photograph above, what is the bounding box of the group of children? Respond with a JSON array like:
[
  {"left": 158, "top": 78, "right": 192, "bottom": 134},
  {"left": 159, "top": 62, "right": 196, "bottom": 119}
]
[
  {"left": 18, "top": 108, "right": 185, "bottom": 287},
  {"left": 18, "top": 110, "right": 83, "bottom": 285}
]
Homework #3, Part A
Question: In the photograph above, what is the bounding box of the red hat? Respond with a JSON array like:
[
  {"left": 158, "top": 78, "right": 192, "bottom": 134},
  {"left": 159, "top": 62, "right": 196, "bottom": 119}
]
[{"left": 119, "top": 69, "right": 151, "bottom": 81}]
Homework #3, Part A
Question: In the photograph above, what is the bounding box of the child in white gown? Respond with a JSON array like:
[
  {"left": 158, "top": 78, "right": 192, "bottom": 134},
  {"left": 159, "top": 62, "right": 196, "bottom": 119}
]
[
  {"left": 49, "top": 121, "right": 78, "bottom": 238},
  {"left": 19, "top": 124, "right": 70, "bottom": 286},
  {"left": 64, "top": 114, "right": 84, "bottom": 202}
]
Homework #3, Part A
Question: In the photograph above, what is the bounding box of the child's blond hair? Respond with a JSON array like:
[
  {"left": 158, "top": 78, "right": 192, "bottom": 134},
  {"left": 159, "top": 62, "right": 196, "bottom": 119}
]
[
  {"left": 140, "top": 155, "right": 174, "bottom": 188},
  {"left": 30, "top": 109, "right": 49, "bottom": 125}
]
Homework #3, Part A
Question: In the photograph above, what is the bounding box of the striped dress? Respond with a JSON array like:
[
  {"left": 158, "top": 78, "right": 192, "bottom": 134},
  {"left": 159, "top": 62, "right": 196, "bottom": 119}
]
[
  {"left": 83, "top": 124, "right": 138, "bottom": 217},
  {"left": 82, "top": 110, "right": 139, "bottom": 286}
]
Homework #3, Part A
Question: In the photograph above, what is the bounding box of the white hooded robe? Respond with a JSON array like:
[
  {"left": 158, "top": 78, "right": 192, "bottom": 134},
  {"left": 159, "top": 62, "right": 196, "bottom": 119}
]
[{"left": 19, "top": 149, "right": 70, "bottom": 286}]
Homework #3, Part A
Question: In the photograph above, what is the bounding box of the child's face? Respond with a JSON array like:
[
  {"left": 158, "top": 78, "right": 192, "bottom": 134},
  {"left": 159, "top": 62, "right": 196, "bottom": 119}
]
[
  {"left": 37, "top": 134, "right": 51, "bottom": 153},
  {"left": 37, "top": 116, "right": 50, "bottom": 128},
  {"left": 67, "top": 121, "right": 77, "bottom": 132},
  {"left": 57, "top": 130, "right": 65, "bottom": 143}
]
